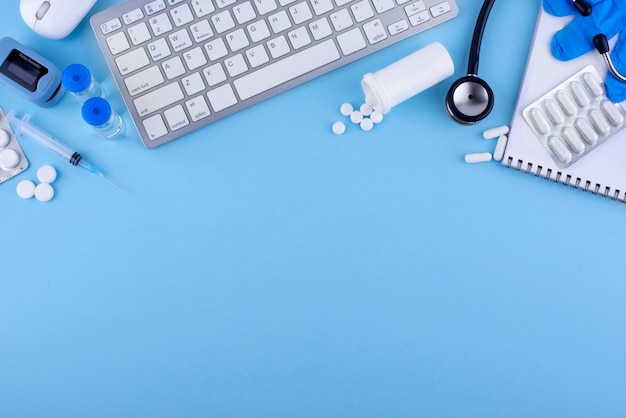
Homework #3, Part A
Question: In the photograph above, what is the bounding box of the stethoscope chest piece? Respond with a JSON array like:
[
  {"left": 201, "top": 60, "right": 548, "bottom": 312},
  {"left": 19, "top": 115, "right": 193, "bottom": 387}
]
[{"left": 446, "top": 75, "right": 494, "bottom": 124}]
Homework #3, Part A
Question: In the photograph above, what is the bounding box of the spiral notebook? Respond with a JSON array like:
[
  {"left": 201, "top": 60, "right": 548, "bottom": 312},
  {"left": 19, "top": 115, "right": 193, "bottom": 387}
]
[{"left": 502, "top": 8, "right": 626, "bottom": 202}]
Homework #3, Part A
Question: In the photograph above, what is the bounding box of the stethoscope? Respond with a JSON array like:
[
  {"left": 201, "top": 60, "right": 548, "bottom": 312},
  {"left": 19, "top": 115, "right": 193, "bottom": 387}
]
[
  {"left": 573, "top": 0, "right": 626, "bottom": 82},
  {"left": 445, "top": 0, "right": 496, "bottom": 124}
]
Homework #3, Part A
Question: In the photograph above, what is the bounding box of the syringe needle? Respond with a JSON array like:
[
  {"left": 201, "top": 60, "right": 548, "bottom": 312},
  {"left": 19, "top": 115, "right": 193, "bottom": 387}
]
[{"left": 101, "top": 173, "right": 127, "bottom": 192}]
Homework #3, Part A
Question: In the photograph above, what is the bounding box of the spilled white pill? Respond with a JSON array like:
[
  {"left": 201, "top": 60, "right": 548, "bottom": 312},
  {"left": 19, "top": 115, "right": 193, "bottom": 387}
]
[
  {"left": 530, "top": 108, "right": 552, "bottom": 135},
  {"left": 482, "top": 125, "right": 509, "bottom": 139},
  {"left": 360, "top": 118, "right": 374, "bottom": 131},
  {"left": 0, "top": 148, "right": 20, "bottom": 170},
  {"left": 350, "top": 111, "right": 363, "bottom": 124},
  {"left": 556, "top": 90, "right": 578, "bottom": 116},
  {"left": 370, "top": 110, "right": 383, "bottom": 124},
  {"left": 600, "top": 100, "right": 625, "bottom": 126},
  {"left": 575, "top": 118, "right": 599, "bottom": 145},
  {"left": 464, "top": 152, "right": 492, "bottom": 163},
  {"left": 340, "top": 103, "right": 353, "bottom": 116},
  {"left": 493, "top": 135, "right": 508, "bottom": 161},
  {"left": 332, "top": 121, "right": 346, "bottom": 135},
  {"left": 360, "top": 103, "right": 373, "bottom": 116},
  {"left": 561, "top": 127, "right": 585, "bottom": 154},
  {"left": 16, "top": 180, "right": 36, "bottom": 199},
  {"left": 37, "top": 165, "right": 57, "bottom": 184},
  {"left": 34, "top": 183, "right": 54, "bottom": 202},
  {"left": 0, "top": 128, "right": 10, "bottom": 148},
  {"left": 547, "top": 136, "right": 573, "bottom": 164}
]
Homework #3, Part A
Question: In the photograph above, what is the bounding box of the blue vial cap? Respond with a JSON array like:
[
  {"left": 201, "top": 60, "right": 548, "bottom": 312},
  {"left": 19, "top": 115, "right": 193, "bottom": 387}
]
[
  {"left": 62, "top": 64, "right": 92, "bottom": 93},
  {"left": 82, "top": 97, "right": 112, "bottom": 127}
]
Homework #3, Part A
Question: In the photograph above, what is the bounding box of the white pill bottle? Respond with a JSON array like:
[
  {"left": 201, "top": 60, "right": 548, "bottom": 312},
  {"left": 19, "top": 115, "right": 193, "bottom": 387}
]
[{"left": 361, "top": 42, "right": 455, "bottom": 114}]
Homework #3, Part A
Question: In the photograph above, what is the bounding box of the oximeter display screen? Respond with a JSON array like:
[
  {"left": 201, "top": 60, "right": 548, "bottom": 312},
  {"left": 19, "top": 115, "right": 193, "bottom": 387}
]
[{"left": 0, "top": 49, "right": 48, "bottom": 92}]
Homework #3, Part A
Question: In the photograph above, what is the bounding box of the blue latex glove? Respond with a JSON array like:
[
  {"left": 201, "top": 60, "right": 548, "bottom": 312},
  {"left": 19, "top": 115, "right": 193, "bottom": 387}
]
[{"left": 543, "top": 0, "right": 626, "bottom": 102}]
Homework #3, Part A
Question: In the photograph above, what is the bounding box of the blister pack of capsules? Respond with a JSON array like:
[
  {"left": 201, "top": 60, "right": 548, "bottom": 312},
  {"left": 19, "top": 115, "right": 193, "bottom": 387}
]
[
  {"left": 0, "top": 107, "right": 28, "bottom": 183},
  {"left": 523, "top": 65, "right": 626, "bottom": 168}
]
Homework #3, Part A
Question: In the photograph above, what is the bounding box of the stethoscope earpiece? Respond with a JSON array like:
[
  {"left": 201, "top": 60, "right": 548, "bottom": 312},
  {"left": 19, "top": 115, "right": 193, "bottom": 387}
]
[
  {"left": 446, "top": 0, "right": 496, "bottom": 124},
  {"left": 446, "top": 75, "right": 494, "bottom": 124}
]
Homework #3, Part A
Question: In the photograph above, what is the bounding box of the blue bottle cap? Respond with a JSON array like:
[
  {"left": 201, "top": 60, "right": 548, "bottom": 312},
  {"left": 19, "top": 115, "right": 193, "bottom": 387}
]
[
  {"left": 82, "top": 97, "right": 112, "bottom": 127},
  {"left": 62, "top": 64, "right": 92, "bottom": 93}
]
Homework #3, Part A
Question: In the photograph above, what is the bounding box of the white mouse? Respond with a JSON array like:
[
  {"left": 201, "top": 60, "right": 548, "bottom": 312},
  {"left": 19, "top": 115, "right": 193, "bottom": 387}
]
[{"left": 20, "top": 0, "right": 97, "bottom": 40}]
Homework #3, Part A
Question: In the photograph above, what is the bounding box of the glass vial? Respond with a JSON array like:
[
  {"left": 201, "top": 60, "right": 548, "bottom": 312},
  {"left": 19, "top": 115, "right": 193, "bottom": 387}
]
[
  {"left": 82, "top": 97, "right": 125, "bottom": 139},
  {"left": 62, "top": 64, "right": 105, "bottom": 104}
]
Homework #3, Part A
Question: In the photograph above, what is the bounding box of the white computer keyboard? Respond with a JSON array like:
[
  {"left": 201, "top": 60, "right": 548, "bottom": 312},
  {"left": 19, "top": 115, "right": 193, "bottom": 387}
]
[{"left": 91, "top": 0, "right": 458, "bottom": 148}]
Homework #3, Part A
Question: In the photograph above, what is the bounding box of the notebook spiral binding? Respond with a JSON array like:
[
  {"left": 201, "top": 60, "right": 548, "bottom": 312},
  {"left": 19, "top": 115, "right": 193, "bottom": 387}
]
[{"left": 504, "top": 156, "right": 626, "bottom": 202}]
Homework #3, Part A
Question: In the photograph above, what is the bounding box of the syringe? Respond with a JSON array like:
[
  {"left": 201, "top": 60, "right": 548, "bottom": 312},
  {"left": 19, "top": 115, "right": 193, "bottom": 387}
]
[{"left": 6, "top": 111, "right": 125, "bottom": 191}]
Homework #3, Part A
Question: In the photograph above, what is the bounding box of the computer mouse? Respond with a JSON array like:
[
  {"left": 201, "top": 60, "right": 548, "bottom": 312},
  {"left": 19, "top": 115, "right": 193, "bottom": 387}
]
[{"left": 20, "top": 0, "right": 97, "bottom": 40}]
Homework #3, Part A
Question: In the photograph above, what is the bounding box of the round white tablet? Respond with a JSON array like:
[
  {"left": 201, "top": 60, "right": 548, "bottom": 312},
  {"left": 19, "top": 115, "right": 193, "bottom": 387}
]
[
  {"left": 360, "top": 118, "right": 374, "bottom": 131},
  {"left": 340, "top": 103, "right": 354, "bottom": 116},
  {"left": 0, "top": 128, "right": 10, "bottom": 148},
  {"left": 360, "top": 103, "right": 373, "bottom": 116},
  {"left": 0, "top": 149, "right": 20, "bottom": 170},
  {"left": 370, "top": 110, "right": 383, "bottom": 124},
  {"left": 35, "top": 183, "right": 55, "bottom": 202},
  {"left": 332, "top": 121, "right": 346, "bottom": 135},
  {"left": 16, "top": 180, "right": 36, "bottom": 199},
  {"left": 37, "top": 165, "right": 57, "bottom": 184},
  {"left": 350, "top": 111, "right": 363, "bottom": 124}
]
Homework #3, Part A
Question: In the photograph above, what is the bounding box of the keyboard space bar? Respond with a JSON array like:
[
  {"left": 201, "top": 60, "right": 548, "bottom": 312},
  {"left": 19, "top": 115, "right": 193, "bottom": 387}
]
[{"left": 234, "top": 39, "right": 341, "bottom": 101}]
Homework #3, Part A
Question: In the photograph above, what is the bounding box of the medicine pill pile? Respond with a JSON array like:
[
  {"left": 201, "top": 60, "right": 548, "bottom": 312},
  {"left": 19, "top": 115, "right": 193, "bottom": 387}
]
[
  {"left": 332, "top": 102, "right": 384, "bottom": 135},
  {"left": 17, "top": 164, "right": 57, "bottom": 202},
  {"left": 522, "top": 65, "right": 626, "bottom": 168},
  {"left": 0, "top": 109, "right": 28, "bottom": 183}
]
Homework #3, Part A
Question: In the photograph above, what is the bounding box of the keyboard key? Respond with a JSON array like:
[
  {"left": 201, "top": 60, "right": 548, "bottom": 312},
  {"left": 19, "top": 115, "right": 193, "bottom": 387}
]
[
  {"left": 183, "top": 47, "right": 208, "bottom": 70},
  {"left": 134, "top": 82, "right": 185, "bottom": 116},
  {"left": 162, "top": 56, "right": 186, "bottom": 79},
  {"left": 106, "top": 32, "right": 131, "bottom": 55},
  {"left": 147, "top": 38, "right": 172, "bottom": 61},
  {"left": 169, "top": 28, "right": 194, "bottom": 51},
  {"left": 185, "top": 96, "right": 211, "bottom": 121},
  {"left": 212, "top": 10, "right": 236, "bottom": 33},
  {"left": 123, "top": 8, "right": 144, "bottom": 24},
  {"left": 171, "top": 4, "right": 195, "bottom": 26},
  {"left": 124, "top": 65, "right": 165, "bottom": 96},
  {"left": 207, "top": 84, "right": 237, "bottom": 111},
  {"left": 100, "top": 18, "right": 122, "bottom": 35},
  {"left": 149, "top": 13, "right": 174, "bottom": 36},
  {"left": 115, "top": 48, "right": 151, "bottom": 75},
  {"left": 128, "top": 22, "right": 152, "bottom": 45},
  {"left": 224, "top": 54, "right": 248, "bottom": 77},
  {"left": 191, "top": 0, "right": 216, "bottom": 17},
  {"left": 181, "top": 72, "right": 206, "bottom": 95},
  {"left": 143, "top": 114, "right": 169, "bottom": 140},
  {"left": 233, "top": 1, "right": 257, "bottom": 24},
  {"left": 309, "top": 17, "right": 333, "bottom": 40},
  {"left": 336, "top": 27, "right": 367, "bottom": 55},
  {"left": 190, "top": 20, "right": 214, "bottom": 42},
  {"left": 145, "top": 0, "right": 166, "bottom": 15},
  {"left": 164, "top": 105, "right": 190, "bottom": 130},
  {"left": 253, "top": 0, "right": 278, "bottom": 15},
  {"left": 247, "top": 20, "right": 271, "bottom": 42},
  {"left": 234, "top": 39, "right": 340, "bottom": 100},
  {"left": 362, "top": 19, "right": 387, "bottom": 44},
  {"left": 203, "top": 63, "right": 227, "bottom": 86},
  {"left": 430, "top": 1, "right": 452, "bottom": 17}
]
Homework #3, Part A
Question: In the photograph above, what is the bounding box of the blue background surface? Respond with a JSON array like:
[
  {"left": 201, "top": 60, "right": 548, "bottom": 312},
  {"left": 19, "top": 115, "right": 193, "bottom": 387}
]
[{"left": 2, "top": 0, "right": 626, "bottom": 417}]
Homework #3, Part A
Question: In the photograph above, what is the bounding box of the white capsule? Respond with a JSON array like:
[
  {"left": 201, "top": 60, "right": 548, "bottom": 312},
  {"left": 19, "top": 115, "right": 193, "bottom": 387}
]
[
  {"left": 493, "top": 135, "right": 508, "bottom": 161},
  {"left": 349, "top": 110, "right": 363, "bottom": 124},
  {"left": 0, "top": 128, "right": 10, "bottom": 148},
  {"left": 360, "top": 118, "right": 374, "bottom": 131},
  {"left": 16, "top": 180, "right": 36, "bottom": 200},
  {"left": 34, "top": 183, "right": 55, "bottom": 202},
  {"left": 529, "top": 108, "right": 552, "bottom": 135},
  {"left": 543, "top": 98, "right": 565, "bottom": 125},
  {"left": 600, "top": 100, "right": 625, "bottom": 126},
  {"left": 0, "top": 148, "right": 20, "bottom": 170},
  {"left": 464, "top": 152, "right": 492, "bottom": 163},
  {"left": 340, "top": 103, "right": 354, "bottom": 116},
  {"left": 360, "top": 103, "right": 373, "bottom": 116},
  {"left": 482, "top": 125, "right": 509, "bottom": 139},
  {"left": 561, "top": 127, "right": 585, "bottom": 154},
  {"left": 582, "top": 72, "right": 604, "bottom": 97},
  {"left": 556, "top": 90, "right": 578, "bottom": 116},
  {"left": 575, "top": 118, "right": 599, "bottom": 145},
  {"left": 37, "top": 165, "right": 57, "bottom": 184},
  {"left": 547, "top": 136, "right": 573, "bottom": 164},
  {"left": 370, "top": 110, "right": 383, "bottom": 124},
  {"left": 569, "top": 81, "right": 591, "bottom": 107},
  {"left": 588, "top": 108, "right": 611, "bottom": 136},
  {"left": 332, "top": 121, "right": 346, "bottom": 135}
]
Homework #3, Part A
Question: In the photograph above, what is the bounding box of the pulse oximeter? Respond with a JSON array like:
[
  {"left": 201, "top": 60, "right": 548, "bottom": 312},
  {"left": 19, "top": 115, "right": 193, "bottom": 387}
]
[{"left": 0, "top": 37, "right": 64, "bottom": 107}]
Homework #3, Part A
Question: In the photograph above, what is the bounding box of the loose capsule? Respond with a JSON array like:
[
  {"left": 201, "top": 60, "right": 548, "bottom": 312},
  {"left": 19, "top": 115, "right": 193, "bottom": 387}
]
[
  {"left": 561, "top": 127, "right": 585, "bottom": 154},
  {"left": 543, "top": 98, "right": 565, "bottom": 125},
  {"left": 529, "top": 107, "right": 552, "bottom": 135},
  {"left": 600, "top": 100, "right": 625, "bottom": 126},
  {"left": 556, "top": 90, "right": 578, "bottom": 116},
  {"left": 547, "top": 135, "right": 573, "bottom": 164},
  {"left": 493, "top": 134, "right": 508, "bottom": 161},
  {"left": 588, "top": 108, "right": 611, "bottom": 135},
  {"left": 569, "top": 81, "right": 591, "bottom": 107},
  {"left": 575, "top": 118, "right": 599, "bottom": 145},
  {"left": 482, "top": 125, "right": 509, "bottom": 139},
  {"left": 582, "top": 72, "right": 604, "bottom": 97},
  {"left": 464, "top": 152, "right": 492, "bottom": 163}
]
